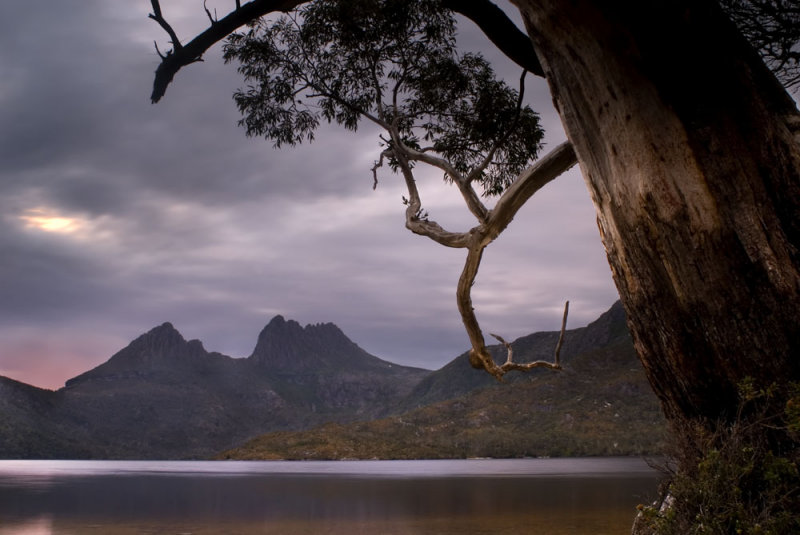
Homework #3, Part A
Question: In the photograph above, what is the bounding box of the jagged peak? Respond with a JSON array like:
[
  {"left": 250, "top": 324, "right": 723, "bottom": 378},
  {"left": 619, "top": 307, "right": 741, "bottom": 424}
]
[
  {"left": 256, "top": 315, "right": 345, "bottom": 341},
  {"left": 133, "top": 321, "right": 186, "bottom": 348},
  {"left": 107, "top": 321, "right": 211, "bottom": 363},
  {"left": 248, "top": 315, "right": 366, "bottom": 370}
]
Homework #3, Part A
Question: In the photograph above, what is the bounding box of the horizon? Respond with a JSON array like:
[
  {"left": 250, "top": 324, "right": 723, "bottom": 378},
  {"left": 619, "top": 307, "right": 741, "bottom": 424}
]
[{"left": 5, "top": 298, "right": 621, "bottom": 391}]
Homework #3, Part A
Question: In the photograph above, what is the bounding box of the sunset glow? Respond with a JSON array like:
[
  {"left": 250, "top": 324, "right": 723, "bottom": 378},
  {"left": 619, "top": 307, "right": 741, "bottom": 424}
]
[{"left": 20, "top": 208, "right": 81, "bottom": 234}]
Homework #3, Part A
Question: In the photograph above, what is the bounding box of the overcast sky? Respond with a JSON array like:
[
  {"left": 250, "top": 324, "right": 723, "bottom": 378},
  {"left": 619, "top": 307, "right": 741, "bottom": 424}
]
[{"left": 0, "top": 1, "right": 619, "bottom": 390}]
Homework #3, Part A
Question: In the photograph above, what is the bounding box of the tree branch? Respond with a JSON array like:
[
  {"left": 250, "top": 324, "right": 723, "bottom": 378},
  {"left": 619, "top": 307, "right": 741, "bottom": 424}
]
[
  {"left": 149, "top": 0, "right": 183, "bottom": 52},
  {"left": 388, "top": 146, "right": 473, "bottom": 248},
  {"left": 486, "top": 141, "right": 577, "bottom": 240},
  {"left": 490, "top": 298, "right": 567, "bottom": 374},
  {"left": 441, "top": 0, "right": 543, "bottom": 77},
  {"left": 400, "top": 144, "right": 490, "bottom": 222},
  {"left": 458, "top": 143, "right": 577, "bottom": 379}
]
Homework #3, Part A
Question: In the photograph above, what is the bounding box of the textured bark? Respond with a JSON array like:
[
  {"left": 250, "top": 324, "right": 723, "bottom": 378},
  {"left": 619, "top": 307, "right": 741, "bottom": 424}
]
[{"left": 513, "top": 0, "right": 800, "bottom": 422}]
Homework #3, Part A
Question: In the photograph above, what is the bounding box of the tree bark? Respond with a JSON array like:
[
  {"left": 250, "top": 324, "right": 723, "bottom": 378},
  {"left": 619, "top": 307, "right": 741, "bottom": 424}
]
[{"left": 512, "top": 0, "right": 800, "bottom": 423}]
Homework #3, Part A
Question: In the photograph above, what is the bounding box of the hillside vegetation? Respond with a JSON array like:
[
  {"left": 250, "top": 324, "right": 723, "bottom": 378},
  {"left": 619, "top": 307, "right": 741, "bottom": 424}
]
[{"left": 221, "top": 303, "right": 666, "bottom": 459}]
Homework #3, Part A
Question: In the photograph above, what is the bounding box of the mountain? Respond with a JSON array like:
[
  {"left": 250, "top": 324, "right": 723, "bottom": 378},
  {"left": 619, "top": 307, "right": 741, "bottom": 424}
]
[
  {"left": 248, "top": 316, "right": 426, "bottom": 416},
  {"left": 0, "top": 317, "right": 428, "bottom": 459},
  {"left": 0, "top": 302, "right": 666, "bottom": 460},
  {"left": 220, "top": 302, "right": 667, "bottom": 459}
]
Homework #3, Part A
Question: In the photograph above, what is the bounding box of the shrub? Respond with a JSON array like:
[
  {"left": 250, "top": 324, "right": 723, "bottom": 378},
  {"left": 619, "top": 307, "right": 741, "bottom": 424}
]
[{"left": 636, "top": 381, "right": 800, "bottom": 535}]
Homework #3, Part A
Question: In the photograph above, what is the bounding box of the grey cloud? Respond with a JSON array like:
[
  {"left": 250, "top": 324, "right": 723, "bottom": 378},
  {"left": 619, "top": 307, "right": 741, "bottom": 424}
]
[{"left": 0, "top": 2, "right": 619, "bottom": 388}]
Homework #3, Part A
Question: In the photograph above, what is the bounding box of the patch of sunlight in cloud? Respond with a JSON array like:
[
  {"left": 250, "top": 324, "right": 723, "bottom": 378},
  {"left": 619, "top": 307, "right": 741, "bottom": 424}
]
[{"left": 19, "top": 208, "right": 83, "bottom": 234}]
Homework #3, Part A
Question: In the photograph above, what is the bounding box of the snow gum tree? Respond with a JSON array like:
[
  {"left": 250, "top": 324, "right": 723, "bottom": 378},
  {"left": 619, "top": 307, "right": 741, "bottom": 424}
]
[{"left": 148, "top": 0, "right": 800, "bottom": 530}]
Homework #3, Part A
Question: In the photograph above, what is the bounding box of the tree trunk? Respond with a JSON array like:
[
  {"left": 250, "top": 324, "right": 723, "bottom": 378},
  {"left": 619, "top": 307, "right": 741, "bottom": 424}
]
[{"left": 512, "top": 0, "right": 800, "bottom": 423}]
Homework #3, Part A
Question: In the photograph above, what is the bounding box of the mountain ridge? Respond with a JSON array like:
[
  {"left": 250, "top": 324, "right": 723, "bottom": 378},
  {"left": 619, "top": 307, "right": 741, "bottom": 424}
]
[
  {"left": 0, "top": 301, "right": 665, "bottom": 460},
  {"left": 1, "top": 314, "right": 428, "bottom": 459}
]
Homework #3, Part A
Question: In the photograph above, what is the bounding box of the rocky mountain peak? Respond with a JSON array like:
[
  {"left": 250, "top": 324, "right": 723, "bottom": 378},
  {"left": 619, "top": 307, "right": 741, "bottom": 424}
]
[
  {"left": 249, "top": 315, "right": 370, "bottom": 371},
  {"left": 125, "top": 322, "right": 203, "bottom": 358},
  {"left": 64, "top": 322, "right": 206, "bottom": 387}
]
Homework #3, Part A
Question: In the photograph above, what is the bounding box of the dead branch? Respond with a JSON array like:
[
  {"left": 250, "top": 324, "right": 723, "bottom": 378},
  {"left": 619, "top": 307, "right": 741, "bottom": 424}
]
[
  {"left": 151, "top": 0, "right": 306, "bottom": 103},
  {"left": 204, "top": 0, "right": 218, "bottom": 25},
  {"left": 148, "top": 0, "right": 183, "bottom": 52},
  {"left": 554, "top": 300, "right": 569, "bottom": 366},
  {"left": 489, "top": 301, "right": 568, "bottom": 373}
]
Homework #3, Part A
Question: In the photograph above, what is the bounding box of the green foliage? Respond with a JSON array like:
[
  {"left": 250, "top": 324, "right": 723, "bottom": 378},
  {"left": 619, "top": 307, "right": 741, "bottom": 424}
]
[
  {"left": 223, "top": 0, "right": 543, "bottom": 195},
  {"left": 637, "top": 380, "right": 800, "bottom": 534}
]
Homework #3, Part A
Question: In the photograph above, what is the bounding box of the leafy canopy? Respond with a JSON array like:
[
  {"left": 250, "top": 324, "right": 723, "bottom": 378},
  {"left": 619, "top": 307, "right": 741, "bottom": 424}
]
[
  {"left": 720, "top": 0, "right": 800, "bottom": 89},
  {"left": 223, "top": 0, "right": 544, "bottom": 196}
]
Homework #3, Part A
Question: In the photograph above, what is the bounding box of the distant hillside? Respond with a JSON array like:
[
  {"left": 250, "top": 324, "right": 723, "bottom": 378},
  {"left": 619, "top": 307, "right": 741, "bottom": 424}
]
[
  {"left": 220, "top": 302, "right": 667, "bottom": 460},
  {"left": 401, "top": 301, "right": 632, "bottom": 409},
  {"left": 1, "top": 301, "right": 666, "bottom": 460},
  {"left": 0, "top": 317, "right": 428, "bottom": 459}
]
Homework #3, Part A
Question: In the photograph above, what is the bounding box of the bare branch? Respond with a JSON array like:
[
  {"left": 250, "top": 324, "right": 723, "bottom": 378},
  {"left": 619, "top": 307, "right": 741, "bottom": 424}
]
[
  {"left": 488, "top": 301, "right": 569, "bottom": 376},
  {"left": 149, "top": 0, "right": 183, "bottom": 51},
  {"left": 399, "top": 144, "right": 489, "bottom": 222},
  {"left": 393, "top": 151, "right": 473, "bottom": 248},
  {"left": 153, "top": 40, "right": 167, "bottom": 60},
  {"left": 151, "top": 0, "right": 307, "bottom": 103},
  {"left": 554, "top": 300, "right": 569, "bottom": 365},
  {"left": 490, "top": 333, "right": 514, "bottom": 366},
  {"left": 204, "top": 0, "right": 217, "bottom": 25},
  {"left": 457, "top": 144, "right": 577, "bottom": 380}
]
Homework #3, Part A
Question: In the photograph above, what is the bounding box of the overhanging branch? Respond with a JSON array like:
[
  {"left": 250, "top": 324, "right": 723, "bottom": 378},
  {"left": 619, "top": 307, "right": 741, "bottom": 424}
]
[
  {"left": 443, "top": 0, "right": 543, "bottom": 77},
  {"left": 151, "top": 0, "right": 305, "bottom": 103}
]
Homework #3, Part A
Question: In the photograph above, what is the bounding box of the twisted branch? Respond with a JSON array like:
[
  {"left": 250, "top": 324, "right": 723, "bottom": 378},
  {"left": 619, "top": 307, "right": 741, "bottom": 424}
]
[
  {"left": 414, "top": 142, "right": 578, "bottom": 379},
  {"left": 489, "top": 301, "right": 568, "bottom": 374}
]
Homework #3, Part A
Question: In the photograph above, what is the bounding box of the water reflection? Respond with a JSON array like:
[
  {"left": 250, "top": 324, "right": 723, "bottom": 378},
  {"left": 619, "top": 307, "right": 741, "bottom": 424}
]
[{"left": 0, "top": 459, "right": 661, "bottom": 534}]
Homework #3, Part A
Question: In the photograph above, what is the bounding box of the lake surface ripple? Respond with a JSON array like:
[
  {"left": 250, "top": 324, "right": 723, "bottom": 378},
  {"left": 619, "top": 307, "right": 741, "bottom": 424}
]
[{"left": 0, "top": 458, "right": 662, "bottom": 534}]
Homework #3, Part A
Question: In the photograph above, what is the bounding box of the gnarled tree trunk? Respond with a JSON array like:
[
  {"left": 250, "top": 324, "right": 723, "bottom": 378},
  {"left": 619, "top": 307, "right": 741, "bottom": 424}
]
[{"left": 513, "top": 0, "right": 800, "bottom": 423}]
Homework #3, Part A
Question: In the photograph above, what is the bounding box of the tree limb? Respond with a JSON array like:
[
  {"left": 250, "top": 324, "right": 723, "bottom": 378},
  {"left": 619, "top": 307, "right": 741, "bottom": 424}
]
[
  {"left": 486, "top": 141, "right": 577, "bottom": 240},
  {"left": 391, "top": 142, "right": 577, "bottom": 379},
  {"left": 442, "top": 0, "right": 544, "bottom": 77},
  {"left": 148, "top": 0, "right": 183, "bottom": 52},
  {"left": 490, "top": 300, "right": 567, "bottom": 373},
  {"left": 151, "top": 0, "right": 306, "bottom": 103},
  {"left": 458, "top": 143, "right": 576, "bottom": 379}
]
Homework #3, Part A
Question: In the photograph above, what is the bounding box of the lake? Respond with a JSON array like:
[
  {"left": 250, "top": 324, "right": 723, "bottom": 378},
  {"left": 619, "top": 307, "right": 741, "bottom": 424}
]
[{"left": 0, "top": 458, "right": 662, "bottom": 534}]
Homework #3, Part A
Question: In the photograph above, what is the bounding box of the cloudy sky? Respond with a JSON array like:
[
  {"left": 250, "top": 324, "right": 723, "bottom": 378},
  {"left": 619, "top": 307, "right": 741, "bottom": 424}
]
[{"left": 0, "top": 1, "right": 619, "bottom": 390}]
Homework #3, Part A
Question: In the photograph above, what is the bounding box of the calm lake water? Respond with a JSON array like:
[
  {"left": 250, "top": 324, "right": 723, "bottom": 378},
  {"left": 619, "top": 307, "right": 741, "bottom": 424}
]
[{"left": 0, "top": 458, "right": 661, "bottom": 534}]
